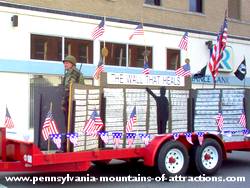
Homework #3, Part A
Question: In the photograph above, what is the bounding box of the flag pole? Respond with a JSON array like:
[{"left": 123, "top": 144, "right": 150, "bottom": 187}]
[
  {"left": 47, "top": 102, "right": 52, "bottom": 152},
  {"left": 103, "top": 15, "right": 106, "bottom": 65},
  {"left": 140, "top": 16, "right": 148, "bottom": 64},
  {"left": 66, "top": 81, "right": 73, "bottom": 152}
]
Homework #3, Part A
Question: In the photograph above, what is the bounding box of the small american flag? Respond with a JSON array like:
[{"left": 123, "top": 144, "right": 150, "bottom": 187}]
[
  {"left": 142, "top": 59, "right": 150, "bottom": 75},
  {"left": 4, "top": 107, "right": 14, "bottom": 129},
  {"left": 82, "top": 110, "right": 104, "bottom": 136},
  {"left": 91, "top": 19, "right": 105, "bottom": 40},
  {"left": 178, "top": 32, "right": 189, "bottom": 51},
  {"left": 129, "top": 23, "right": 144, "bottom": 40},
  {"left": 41, "top": 109, "right": 59, "bottom": 141},
  {"left": 239, "top": 111, "right": 247, "bottom": 128},
  {"left": 175, "top": 63, "right": 191, "bottom": 77},
  {"left": 93, "top": 58, "right": 104, "bottom": 80},
  {"left": 126, "top": 106, "right": 136, "bottom": 133},
  {"left": 216, "top": 112, "right": 224, "bottom": 131},
  {"left": 208, "top": 16, "right": 228, "bottom": 79}
]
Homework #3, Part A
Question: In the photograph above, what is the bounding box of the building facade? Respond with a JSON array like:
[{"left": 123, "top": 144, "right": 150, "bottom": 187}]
[{"left": 0, "top": 0, "right": 249, "bottom": 141}]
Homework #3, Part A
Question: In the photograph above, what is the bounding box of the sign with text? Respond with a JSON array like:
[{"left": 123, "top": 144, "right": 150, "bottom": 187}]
[{"left": 107, "top": 73, "right": 185, "bottom": 87}]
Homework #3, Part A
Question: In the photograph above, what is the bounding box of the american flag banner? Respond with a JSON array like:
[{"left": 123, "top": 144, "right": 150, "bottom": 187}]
[
  {"left": 99, "top": 131, "right": 109, "bottom": 144},
  {"left": 52, "top": 134, "right": 62, "bottom": 149},
  {"left": 216, "top": 112, "right": 224, "bottom": 131},
  {"left": 142, "top": 59, "right": 150, "bottom": 75},
  {"left": 139, "top": 133, "right": 151, "bottom": 146},
  {"left": 239, "top": 110, "right": 247, "bottom": 128},
  {"left": 208, "top": 17, "right": 228, "bottom": 79},
  {"left": 41, "top": 109, "right": 59, "bottom": 141},
  {"left": 82, "top": 110, "right": 104, "bottom": 136},
  {"left": 173, "top": 133, "right": 180, "bottom": 140},
  {"left": 175, "top": 63, "right": 191, "bottom": 77},
  {"left": 93, "top": 58, "right": 104, "bottom": 80},
  {"left": 4, "top": 107, "right": 15, "bottom": 129},
  {"left": 68, "top": 133, "right": 78, "bottom": 146},
  {"left": 129, "top": 23, "right": 144, "bottom": 40},
  {"left": 126, "top": 133, "right": 136, "bottom": 148},
  {"left": 126, "top": 106, "right": 137, "bottom": 133},
  {"left": 178, "top": 32, "right": 189, "bottom": 51},
  {"left": 197, "top": 132, "right": 204, "bottom": 145},
  {"left": 112, "top": 132, "right": 123, "bottom": 149},
  {"left": 185, "top": 132, "right": 193, "bottom": 145},
  {"left": 91, "top": 19, "right": 105, "bottom": 40}
]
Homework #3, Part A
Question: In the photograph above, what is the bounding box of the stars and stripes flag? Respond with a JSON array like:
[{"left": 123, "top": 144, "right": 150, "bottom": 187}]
[
  {"left": 178, "top": 32, "right": 189, "bottom": 51},
  {"left": 93, "top": 58, "right": 104, "bottom": 80},
  {"left": 216, "top": 112, "right": 224, "bottom": 131},
  {"left": 41, "top": 108, "right": 59, "bottom": 141},
  {"left": 239, "top": 110, "right": 247, "bottom": 128},
  {"left": 175, "top": 63, "right": 191, "bottom": 77},
  {"left": 208, "top": 16, "right": 228, "bottom": 79},
  {"left": 126, "top": 106, "right": 137, "bottom": 133},
  {"left": 91, "top": 19, "right": 105, "bottom": 40},
  {"left": 82, "top": 110, "right": 104, "bottom": 136},
  {"left": 129, "top": 23, "right": 144, "bottom": 40},
  {"left": 142, "top": 58, "right": 150, "bottom": 75},
  {"left": 4, "top": 107, "right": 14, "bottom": 129}
]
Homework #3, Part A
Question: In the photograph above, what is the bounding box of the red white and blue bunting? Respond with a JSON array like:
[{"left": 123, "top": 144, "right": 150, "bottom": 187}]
[{"left": 48, "top": 129, "right": 250, "bottom": 149}]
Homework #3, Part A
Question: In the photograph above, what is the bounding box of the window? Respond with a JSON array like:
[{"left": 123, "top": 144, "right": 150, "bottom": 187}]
[
  {"left": 65, "top": 38, "right": 93, "bottom": 64},
  {"left": 166, "top": 49, "right": 180, "bottom": 70},
  {"left": 228, "top": 0, "right": 241, "bottom": 20},
  {"left": 31, "top": 35, "right": 94, "bottom": 64},
  {"left": 31, "top": 34, "right": 62, "bottom": 61},
  {"left": 100, "top": 42, "right": 126, "bottom": 66},
  {"left": 189, "top": 0, "right": 203, "bottom": 13},
  {"left": 144, "top": 0, "right": 161, "bottom": 6},
  {"left": 129, "top": 45, "right": 152, "bottom": 68}
]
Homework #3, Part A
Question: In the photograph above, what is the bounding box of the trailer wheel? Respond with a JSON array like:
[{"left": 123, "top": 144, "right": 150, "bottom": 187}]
[
  {"left": 157, "top": 141, "right": 189, "bottom": 177},
  {"left": 194, "top": 138, "right": 222, "bottom": 175}
]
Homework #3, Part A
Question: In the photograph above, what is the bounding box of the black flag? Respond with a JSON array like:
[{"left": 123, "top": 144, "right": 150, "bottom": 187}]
[
  {"left": 193, "top": 65, "right": 207, "bottom": 78},
  {"left": 234, "top": 58, "right": 246, "bottom": 81}
]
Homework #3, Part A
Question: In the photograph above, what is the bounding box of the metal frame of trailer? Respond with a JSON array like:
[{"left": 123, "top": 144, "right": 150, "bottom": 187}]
[{"left": 1, "top": 126, "right": 250, "bottom": 174}]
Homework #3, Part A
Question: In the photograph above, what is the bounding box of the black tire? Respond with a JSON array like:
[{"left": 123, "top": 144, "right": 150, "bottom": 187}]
[
  {"left": 194, "top": 138, "right": 223, "bottom": 175},
  {"left": 157, "top": 141, "right": 189, "bottom": 177}
]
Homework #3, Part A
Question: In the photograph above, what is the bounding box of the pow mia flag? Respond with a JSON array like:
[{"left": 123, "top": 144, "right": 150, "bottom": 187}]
[
  {"left": 234, "top": 58, "right": 247, "bottom": 81},
  {"left": 193, "top": 65, "right": 207, "bottom": 78}
]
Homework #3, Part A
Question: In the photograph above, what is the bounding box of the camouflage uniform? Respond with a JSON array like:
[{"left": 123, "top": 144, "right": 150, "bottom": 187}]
[
  {"left": 61, "top": 55, "right": 84, "bottom": 152},
  {"left": 63, "top": 67, "right": 84, "bottom": 92},
  {"left": 61, "top": 55, "right": 84, "bottom": 109}
]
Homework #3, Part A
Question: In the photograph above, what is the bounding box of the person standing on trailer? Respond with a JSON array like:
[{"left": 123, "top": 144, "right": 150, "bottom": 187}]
[
  {"left": 146, "top": 87, "right": 169, "bottom": 134},
  {"left": 61, "top": 55, "right": 84, "bottom": 152}
]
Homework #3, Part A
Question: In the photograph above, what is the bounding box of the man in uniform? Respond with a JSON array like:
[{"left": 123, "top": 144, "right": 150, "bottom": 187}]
[{"left": 61, "top": 55, "right": 84, "bottom": 152}]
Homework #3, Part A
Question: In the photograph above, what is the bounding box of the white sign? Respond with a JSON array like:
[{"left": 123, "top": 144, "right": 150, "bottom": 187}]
[{"left": 107, "top": 73, "right": 185, "bottom": 87}]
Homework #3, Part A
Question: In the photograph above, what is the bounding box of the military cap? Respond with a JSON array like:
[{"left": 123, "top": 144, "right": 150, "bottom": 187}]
[{"left": 63, "top": 55, "right": 77, "bottom": 66}]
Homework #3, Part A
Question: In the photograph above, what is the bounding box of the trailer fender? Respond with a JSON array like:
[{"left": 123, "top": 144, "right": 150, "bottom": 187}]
[
  {"left": 143, "top": 134, "right": 175, "bottom": 167},
  {"left": 143, "top": 133, "right": 226, "bottom": 167}
]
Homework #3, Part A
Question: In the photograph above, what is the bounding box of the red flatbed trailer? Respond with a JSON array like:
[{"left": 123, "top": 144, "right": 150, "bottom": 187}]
[{"left": 1, "top": 126, "right": 250, "bottom": 176}]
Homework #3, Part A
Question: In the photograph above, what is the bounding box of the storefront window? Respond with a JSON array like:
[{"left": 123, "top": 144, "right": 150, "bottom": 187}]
[
  {"left": 128, "top": 45, "right": 152, "bottom": 68},
  {"left": 65, "top": 38, "right": 93, "bottom": 64},
  {"left": 31, "top": 34, "right": 62, "bottom": 61},
  {"left": 166, "top": 49, "right": 180, "bottom": 70},
  {"left": 100, "top": 42, "right": 126, "bottom": 66}
]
